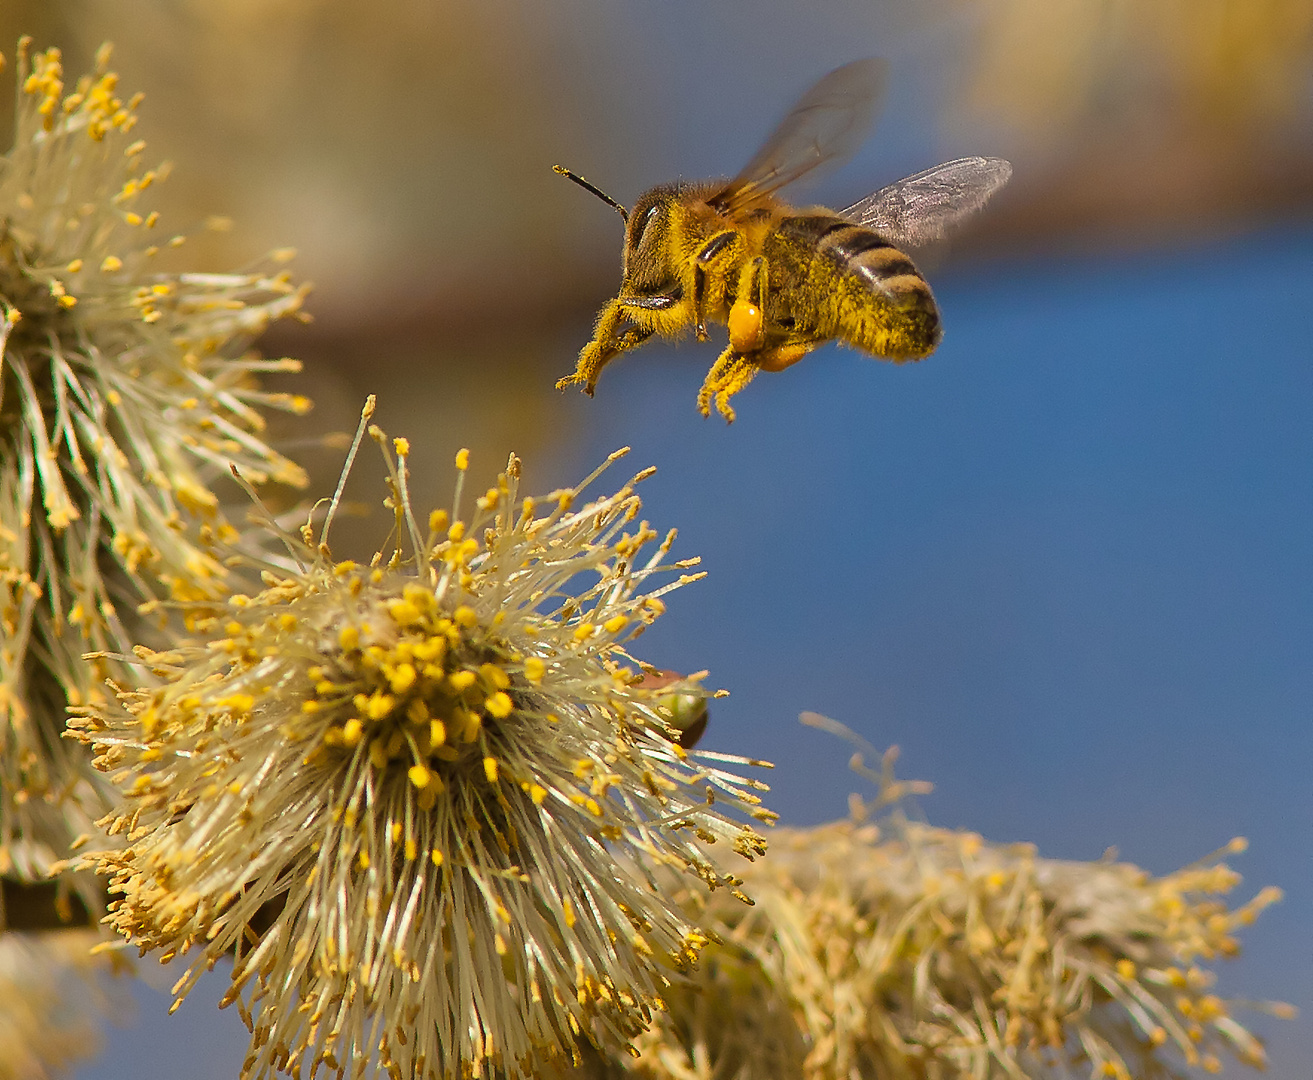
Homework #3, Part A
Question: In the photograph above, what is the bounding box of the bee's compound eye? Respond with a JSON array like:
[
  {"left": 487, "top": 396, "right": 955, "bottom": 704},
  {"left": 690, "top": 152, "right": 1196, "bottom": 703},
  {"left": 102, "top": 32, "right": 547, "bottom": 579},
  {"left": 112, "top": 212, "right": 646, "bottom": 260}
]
[{"left": 632, "top": 202, "right": 661, "bottom": 246}]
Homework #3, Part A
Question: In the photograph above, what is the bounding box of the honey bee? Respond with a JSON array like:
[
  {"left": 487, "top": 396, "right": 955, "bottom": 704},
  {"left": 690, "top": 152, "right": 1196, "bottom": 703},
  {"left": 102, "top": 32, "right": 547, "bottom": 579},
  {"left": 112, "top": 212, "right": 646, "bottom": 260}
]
[{"left": 555, "top": 59, "right": 1012, "bottom": 422}]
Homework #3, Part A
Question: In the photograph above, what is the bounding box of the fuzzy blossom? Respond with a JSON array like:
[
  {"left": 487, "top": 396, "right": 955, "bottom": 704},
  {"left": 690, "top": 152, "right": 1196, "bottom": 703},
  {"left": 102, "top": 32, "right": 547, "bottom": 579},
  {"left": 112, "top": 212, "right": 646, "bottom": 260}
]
[
  {"left": 615, "top": 723, "right": 1289, "bottom": 1080},
  {"left": 0, "top": 930, "right": 118, "bottom": 1080},
  {"left": 0, "top": 39, "right": 310, "bottom": 887},
  {"left": 75, "top": 419, "right": 772, "bottom": 1080}
]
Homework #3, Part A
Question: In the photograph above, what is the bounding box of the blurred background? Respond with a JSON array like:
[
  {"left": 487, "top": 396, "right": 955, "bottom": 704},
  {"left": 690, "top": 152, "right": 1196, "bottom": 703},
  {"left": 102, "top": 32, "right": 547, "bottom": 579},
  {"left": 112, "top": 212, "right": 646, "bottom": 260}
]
[{"left": 0, "top": 1, "right": 1307, "bottom": 1076}]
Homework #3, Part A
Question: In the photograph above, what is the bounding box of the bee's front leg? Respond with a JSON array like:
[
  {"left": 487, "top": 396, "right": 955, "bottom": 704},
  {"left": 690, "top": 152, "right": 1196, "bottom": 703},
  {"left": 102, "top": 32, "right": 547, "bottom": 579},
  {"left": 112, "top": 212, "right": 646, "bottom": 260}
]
[{"left": 557, "top": 299, "right": 653, "bottom": 395}]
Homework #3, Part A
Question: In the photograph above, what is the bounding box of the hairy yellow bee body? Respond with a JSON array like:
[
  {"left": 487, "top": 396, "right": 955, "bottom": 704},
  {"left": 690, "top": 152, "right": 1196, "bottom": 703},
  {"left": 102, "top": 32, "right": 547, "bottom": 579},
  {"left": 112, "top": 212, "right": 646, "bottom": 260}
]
[{"left": 556, "top": 60, "right": 1010, "bottom": 422}]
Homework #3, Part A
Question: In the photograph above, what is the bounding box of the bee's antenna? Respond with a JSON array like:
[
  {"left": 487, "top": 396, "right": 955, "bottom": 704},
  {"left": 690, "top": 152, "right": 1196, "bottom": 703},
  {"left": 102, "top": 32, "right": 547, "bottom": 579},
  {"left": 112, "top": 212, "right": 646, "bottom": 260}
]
[{"left": 554, "top": 165, "right": 629, "bottom": 223}]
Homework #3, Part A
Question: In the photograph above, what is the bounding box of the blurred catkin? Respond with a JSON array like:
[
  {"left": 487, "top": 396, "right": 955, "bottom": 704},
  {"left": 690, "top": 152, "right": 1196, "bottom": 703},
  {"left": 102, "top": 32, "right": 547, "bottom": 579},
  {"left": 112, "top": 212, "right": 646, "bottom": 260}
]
[
  {"left": 0, "top": 39, "right": 309, "bottom": 897},
  {"left": 581, "top": 726, "right": 1288, "bottom": 1080},
  {"left": 73, "top": 418, "right": 773, "bottom": 1080},
  {"left": 0, "top": 929, "right": 117, "bottom": 1080}
]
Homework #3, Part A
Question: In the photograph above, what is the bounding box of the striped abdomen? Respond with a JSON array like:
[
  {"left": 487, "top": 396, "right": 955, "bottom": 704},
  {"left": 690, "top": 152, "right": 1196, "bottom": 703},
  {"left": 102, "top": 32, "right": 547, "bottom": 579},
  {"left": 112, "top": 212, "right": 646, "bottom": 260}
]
[{"left": 774, "top": 214, "right": 942, "bottom": 360}]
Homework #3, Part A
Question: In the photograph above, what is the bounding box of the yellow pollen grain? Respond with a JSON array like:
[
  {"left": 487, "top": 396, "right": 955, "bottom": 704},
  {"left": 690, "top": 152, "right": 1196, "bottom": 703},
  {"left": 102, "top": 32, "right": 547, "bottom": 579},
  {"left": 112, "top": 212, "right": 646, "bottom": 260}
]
[{"left": 485, "top": 691, "right": 513, "bottom": 718}]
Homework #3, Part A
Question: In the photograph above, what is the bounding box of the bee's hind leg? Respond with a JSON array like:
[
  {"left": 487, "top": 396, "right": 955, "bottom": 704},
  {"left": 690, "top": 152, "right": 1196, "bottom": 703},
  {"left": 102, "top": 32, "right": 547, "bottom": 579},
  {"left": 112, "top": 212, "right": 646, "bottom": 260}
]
[
  {"left": 697, "top": 346, "right": 759, "bottom": 424},
  {"left": 557, "top": 299, "right": 652, "bottom": 395}
]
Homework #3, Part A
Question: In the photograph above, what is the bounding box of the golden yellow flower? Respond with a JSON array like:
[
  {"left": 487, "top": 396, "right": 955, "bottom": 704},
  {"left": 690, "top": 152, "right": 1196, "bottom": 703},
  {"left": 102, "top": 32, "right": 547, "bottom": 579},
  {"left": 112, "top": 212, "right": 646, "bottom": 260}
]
[
  {"left": 75, "top": 412, "right": 771, "bottom": 1080},
  {"left": 0, "top": 39, "right": 309, "bottom": 891}
]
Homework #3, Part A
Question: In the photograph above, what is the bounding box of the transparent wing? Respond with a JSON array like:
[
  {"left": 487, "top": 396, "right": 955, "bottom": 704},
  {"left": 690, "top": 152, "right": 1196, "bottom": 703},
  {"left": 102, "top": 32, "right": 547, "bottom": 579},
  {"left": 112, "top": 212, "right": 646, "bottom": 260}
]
[
  {"left": 709, "top": 58, "right": 886, "bottom": 215},
  {"left": 841, "top": 157, "right": 1012, "bottom": 248}
]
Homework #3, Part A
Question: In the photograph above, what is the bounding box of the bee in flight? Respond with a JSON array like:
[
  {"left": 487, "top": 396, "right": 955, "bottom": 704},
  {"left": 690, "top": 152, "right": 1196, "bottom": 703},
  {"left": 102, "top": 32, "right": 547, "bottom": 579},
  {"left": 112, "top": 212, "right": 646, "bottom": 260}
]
[{"left": 555, "top": 58, "right": 1012, "bottom": 422}]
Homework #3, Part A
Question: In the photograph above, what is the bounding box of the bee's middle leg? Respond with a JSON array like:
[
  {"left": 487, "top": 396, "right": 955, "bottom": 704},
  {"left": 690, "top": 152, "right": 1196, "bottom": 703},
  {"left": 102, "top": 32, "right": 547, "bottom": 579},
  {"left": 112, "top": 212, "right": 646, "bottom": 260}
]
[{"left": 557, "top": 300, "right": 653, "bottom": 395}]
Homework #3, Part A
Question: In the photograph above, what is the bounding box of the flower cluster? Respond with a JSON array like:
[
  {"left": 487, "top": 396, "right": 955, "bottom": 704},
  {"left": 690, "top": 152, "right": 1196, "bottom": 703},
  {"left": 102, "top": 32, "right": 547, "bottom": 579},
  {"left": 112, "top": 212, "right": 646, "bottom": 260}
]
[
  {"left": 74, "top": 417, "right": 772, "bottom": 1080},
  {"left": 0, "top": 39, "right": 310, "bottom": 889},
  {"left": 602, "top": 726, "right": 1288, "bottom": 1080}
]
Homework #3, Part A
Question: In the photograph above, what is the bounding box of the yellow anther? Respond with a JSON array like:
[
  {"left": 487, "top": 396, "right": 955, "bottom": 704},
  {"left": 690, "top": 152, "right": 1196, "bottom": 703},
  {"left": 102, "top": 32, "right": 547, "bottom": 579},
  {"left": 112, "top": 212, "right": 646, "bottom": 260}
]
[
  {"left": 358, "top": 850, "right": 370, "bottom": 869},
  {"left": 429, "top": 509, "right": 449, "bottom": 533},
  {"left": 572, "top": 623, "right": 595, "bottom": 642},
  {"left": 448, "top": 670, "right": 477, "bottom": 692},
  {"left": 483, "top": 757, "right": 499, "bottom": 783},
  {"left": 523, "top": 657, "right": 545, "bottom": 683},
  {"left": 485, "top": 692, "right": 513, "bottom": 719},
  {"left": 338, "top": 625, "right": 359, "bottom": 651},
  {"left": 448, "top": 520, "right": 466, "bottom": 542},
  {"left": 528, "top": 784, "right": 548, "bottom": 805},
  {"left": 453, "top": 605, "right": 478, "bottom": 628},
  {"left": 388, "top": 599, "right": 421, "bottom": 626},
  {"left": 455, "top": 448, "right": 470, "bottom": 470},
  {"left": 429, "top": 719, "right": 446, "bottom": 746},
  {"left": 431, "top": 849, "right": 444, "bottom": 867},
  {"left": 65, "top": 259, "right": 83, "bottom": 272},
  {"left": 342, "top": 719, "right": 363, "bottom": 747},
  {"left": 603, "top": 614, "right": 629, "bottom": 634},
  {"left": 390, "top": 664, "right": 417, "bottom": 694},
  {"left": 366, "top": 693, "right": 395, "bottom": 720},
  {"left": 408, "top": 764, "right": 432, "bottom": 790},
  {"left": 479, "top": 663, "right": 511, "bottom": 690}
]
